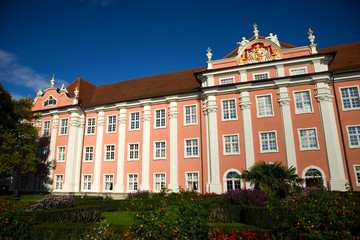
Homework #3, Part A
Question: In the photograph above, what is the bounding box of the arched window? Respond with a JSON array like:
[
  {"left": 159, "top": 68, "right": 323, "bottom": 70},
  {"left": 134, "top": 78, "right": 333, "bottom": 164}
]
[
  {"left": 226, "top": 171, "right": 241, "bottom": 191},
  {"left": 305, "top": 168, "right": 323, "bottom": 187},
  {"left": 43, "top": 95, "right": 57, "bottom": 107}
]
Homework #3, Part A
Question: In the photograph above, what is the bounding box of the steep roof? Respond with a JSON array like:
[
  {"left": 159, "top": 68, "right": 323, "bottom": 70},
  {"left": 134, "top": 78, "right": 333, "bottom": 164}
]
[
  {"left": 76, "top": 67, "right": 205, "bottom": 107},
  {"left": 318, "top": 42, "right": 360, "bottom": 72}
]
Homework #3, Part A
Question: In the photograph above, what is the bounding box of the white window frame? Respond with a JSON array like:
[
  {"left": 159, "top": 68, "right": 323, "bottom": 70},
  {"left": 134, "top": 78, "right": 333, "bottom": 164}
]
[
  {"left": 259, "top": 131, "right": 278, "bottom": 153},
  {"left": 39, "top": 148, "right": 49, "bottom": 163},
  {"left": 129, "top": 112, "right": 140, "bottom": 130},
  {"left": 339, "top": 86, "right": 360, "bottom": 111},
  {"left": 107, "top": 115, "right": 117, "bottom": 133},
  {"left": 223, "top": 134, "right": 240, "bottom": 155},
  {"left": 86, "top": 117, "right": 96, "bottom": 135},
  {"left": 253, "top": 72, "right": 269, "bottom": 80},
  {"left": 256, "top": 94, "right": 274, "bottom": 118},
  {"left": 43, "top": 95, "right": 57, "bottom": 107},
  {"left": 84, "top": 146, "right": 94, "bottom": 162},
  {"left": 347, "top": 125, "right": 360, "bottom": 148},
  {"left": 153, "top": 173, "right": 166, "bottom": 192},
  {"left": 57, "top": 146, "right": 66, "bottom": 162},
  {"left": 104, "top": 144, "right": 115, "bottom": 161},
  {"left": 354, "top": 165, "right": 360, "bottom": 187},
  {"left": 42, "top": 120, "right": 51, "bottom": 137},
  {"left": 127, "top": 173, "right": 139, "bottom": 192},
  {"left": 184, "top": 104, "right": 198, "bottom": 126},
  {"left": 289, "top": 67, "right": 307, "bottom": 76},
  {"left": 154, "top": 108, "right": 166, "bottom": 129},
  {"left": 54, "top": 174, "right": 63, "bottom": 190},
  {"left": 128, "top": 143, "right": 140, "bottom": 161},
  {"left": 185, "top": 171, "right": 199, "bottom": 192},
  {"left": 298, "top": 128, "right": 320, "bottom": 151},
  {"left": 59, "top": 118, "right": 68, "bottom": 136},
  {"left": 293, "top": 90, "right": 313, "bottom": 114},
  {"left": 154, "top": 141, "right": 166, "bottom": 160},
  {"left": 104, "top": 174, "right": 114, "bottom": 192},
  {"left": 184, "top": 138, "right": 199, "bottom": 158},
  {"left": 220, "top": 77, "right": 235, "bottom": 85},
  {"left": 223, "top": 169, "right": 242, "bottom": 192},
  {"left": 221, "top": 99, "right": 238, "bottom": 121},
  {"left": 82, "top": 174, "right": 92, "bottom": 191}
]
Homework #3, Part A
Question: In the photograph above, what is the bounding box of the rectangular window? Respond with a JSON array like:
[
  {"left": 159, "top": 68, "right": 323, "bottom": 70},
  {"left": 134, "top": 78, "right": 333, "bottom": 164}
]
[
  {"left": 155, "top": 109, "right": 166, "bottom": 128},
  {"left": 86, "top": 118, "right": 96, "bottom": 134},
  {"left": 60, "top": 119, "right": 68, "bottom": 135},
  {"left": 222, "top": 99, "right": 237, "bottom": 120},
  {"left": 347, "top": 126, "right": 360, "bottom": 148},
  {"left": 107, "top": 115, "right": 117, "bottom": 133},
  {"left": 154, "top": 141, "right": 166, "bottom": 159},
  {"left": 19, "top": 175, "right": 29, "bottom": 190},
  {"left": 184, "top": 105, "right": 197, "bottom": 125},
  {"left": 57, "top": 146, "right": 66, "bottom": 162},
  {"left": 185, "top": 139, "right": 199, "bottom": 158},
  {"left": 128, "top": 174, "right": 138, "bottom": 192},
  {"left": 105, "top": 145, "right": 115, "bottom": 161},
  {"left": 39, "top": 148, "right": 49, "bottom": 163},
  {"left": 54, "top": 175, "right": 63, "bottom": 190},
  {"left": 260, "top": 131, "right": 277, "bottom": 153},
  {"left": 257, "top": 95, "right": 273, "bottom": 117},
  {"left": 130, "top": 112, "right": 140, "bottom": 130},
  {"left": 128, "top": 143, "right": 139, "bottom": 160},
  {"left": 220, "top": 77, "right": 235, "bottom": 85},
  {"left": 42, "top": 121, "right": 50, "bottom": 137},
  {"left": 340, "top": 86, "right": 360, "bottom": 110},
  {"left": 154, "top": 173, "right": 166, "bottom": 191},
  {"left": 82, "top": 175, "right": 92, "bottom": 191},
  {"left": 354, "top": 165, "right": 360, "bottom": 187},
  {"left": 84, "top": 146, "right": 94, "bottom": 162},
  {"left": 290, "top": 67, "right": 307, "bottom": 76},
  {"left": 294, "top": 91, "right": 312, "bottom": 113},
  {"left": 104, "top": 174, "right": 114, "bottom": 191},
  {"left": 299, "top": 128, "right": 319, "bottom": 150},
  {"left": 186, "top": 172, "right": 199, "bottom": 191},
  {"left": 36, "top": 175, "right": 46, "bottom": 191},
  {"left": 253, "top": 72, "right": 269, "bottom": 80},
  {"left": 223, "top": 135, "right": 240, "bottom": 155}
]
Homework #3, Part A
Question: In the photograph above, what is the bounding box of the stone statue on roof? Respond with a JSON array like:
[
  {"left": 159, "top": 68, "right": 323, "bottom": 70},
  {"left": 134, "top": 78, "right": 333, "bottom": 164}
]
[{"left": 237, "top": 37, "right": 249, "bottom": 47}]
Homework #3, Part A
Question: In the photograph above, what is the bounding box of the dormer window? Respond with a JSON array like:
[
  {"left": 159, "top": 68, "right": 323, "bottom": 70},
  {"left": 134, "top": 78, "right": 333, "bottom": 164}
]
[{"left": 43, "top": 95, "right": 57, "bottom": 107}]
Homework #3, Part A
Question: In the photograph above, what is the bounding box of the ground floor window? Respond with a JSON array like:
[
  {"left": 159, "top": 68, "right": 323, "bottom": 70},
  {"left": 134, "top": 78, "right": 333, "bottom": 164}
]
[
  {"left": 82, "top": 175, "right": 92, "bottom": 191},
  {"left": 128, "top": 174, "right": 138, "bottom": 192},
  {"left": 354, "top": 165, "right": 360, "bottom": 187},
  {"left": 54, "top": 175, "right": 63, "bottom": 190},
  {"left": 154, "top": 173, "right": 166, "bottom": 191},
  {"left": 36, "top": 175, "right": 47, "bottom": 191},
  {"left": 305, "top": 168, "right": 323, "bottom": 187},
  {"left": 104, "top": 174, "right": 114, "bottom": 191},
  {"left": 186, "top": 172, "right": 199, "bottom": 191},
  {"left": 226, "top": 171, "right": 241, "bottom": 191},
  {"left": 19, "top": 175, "right": 29, "bottom": 190}
]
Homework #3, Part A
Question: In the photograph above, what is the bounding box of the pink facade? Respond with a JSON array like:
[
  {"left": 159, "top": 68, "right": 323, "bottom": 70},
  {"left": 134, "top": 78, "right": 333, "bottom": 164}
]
[{"left": 14, "top": 28, "right": 360, "bottom": 195}]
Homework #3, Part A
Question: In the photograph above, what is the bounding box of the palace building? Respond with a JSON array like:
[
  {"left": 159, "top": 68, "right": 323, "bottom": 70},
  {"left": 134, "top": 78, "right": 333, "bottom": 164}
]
[{"left": 12, "top": 26, "right": 360, "bottom": 195}]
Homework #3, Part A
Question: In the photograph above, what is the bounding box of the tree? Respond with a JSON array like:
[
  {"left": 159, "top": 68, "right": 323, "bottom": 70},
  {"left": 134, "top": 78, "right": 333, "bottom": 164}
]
[
  {"left": 241, "top": 162, "right": 303, "bottom": 198},
  {"left": 0, "top": 82, "right": 39, "bottom": 174}
]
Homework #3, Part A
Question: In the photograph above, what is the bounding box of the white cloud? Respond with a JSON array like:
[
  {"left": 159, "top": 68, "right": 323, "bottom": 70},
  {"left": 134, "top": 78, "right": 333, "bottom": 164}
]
[{"left": 0, "top": 49, "right": 69, "bottom": 97}]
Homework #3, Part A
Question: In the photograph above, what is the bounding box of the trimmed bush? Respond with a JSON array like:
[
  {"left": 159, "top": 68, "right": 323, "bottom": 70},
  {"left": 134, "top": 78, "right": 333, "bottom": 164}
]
[{"left": 208, "top": 205, "right": 242, "bottom": 223}]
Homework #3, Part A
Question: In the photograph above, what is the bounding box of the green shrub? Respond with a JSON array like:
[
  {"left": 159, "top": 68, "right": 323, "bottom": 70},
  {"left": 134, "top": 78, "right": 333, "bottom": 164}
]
[
  {"left": 0, "top": 196, "right": 32, "bottom": 239},
  {"left": 270, "top": 188, "right": 360, "bottom": 239},
  {"left": 75, "top": 199, "right": 131, "bottom": 211},
  {"left": 32, "top": 206, "right": 102, "bottom": 223},
  {"left": 207, "top": 205, "right": 242, "bottom": 223},
  {"left": 241, "top": 206, "right": 272, "bottom": 228}
]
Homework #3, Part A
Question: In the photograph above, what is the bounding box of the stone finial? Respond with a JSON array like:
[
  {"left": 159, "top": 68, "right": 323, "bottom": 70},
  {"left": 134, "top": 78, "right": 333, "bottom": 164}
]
[
  {"left": 253, "top": 23, "right": 259, "bottom": 39},
  {"left": 266, "top": 33, "right": 280, "bottom": 46},
  {"left": 206, "top": 47, "right": 213, "bottom": 61},
  {"left": 60, "top": 84, "right": 68, "bottom": 93},
  {"left": 50, "top": 74, "right": 55, "bottom": 87},
  {"left": 74, "top": 88, "right": 79, "bottom": 98},
  {"left": 37, "top": 89, "right": 43, "bottom": 97},
  {"left": 237, "top": 37, "right": 249, "bottom": 47},
  {"left": 308, "top": 28, "right": 315, "bottom": 44}
]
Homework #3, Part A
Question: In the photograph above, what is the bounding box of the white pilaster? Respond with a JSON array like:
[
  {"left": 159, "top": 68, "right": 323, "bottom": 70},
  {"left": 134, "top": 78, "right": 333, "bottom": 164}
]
[
  {"left": 277, "top": 87, "right": 297, "bottom": 171},
  {"left": 276, "top": 65, "right": 285, "bottom": 77},
  {"left": 140, "top": 105, "right": 151, "bottom": 191},
  {"left": 204, "top": 95, "right": 222, "bottom": 193},
  {"left": 168, "top": 102, "right": 179, "bottom": 192},
  {"left": 63, "top": 111, "right": 84, "bottom": 192},
  {"left": 239, "top": 92, "right": 255, "bottom": 173},
  {"left": 239, "top": 70, "right": 247, "bottom": 82},
  {"left": 115, "top": 109, "right": 126, "bottom": 192},
  {"left": 92, "top": 111, "right": 105, "bottom": 192},
  {"left": 48, "top": 115, "right": 58, "bottom": 190},
  {"left": 315, "top": 81, "right": 347, "bottom": 191}
]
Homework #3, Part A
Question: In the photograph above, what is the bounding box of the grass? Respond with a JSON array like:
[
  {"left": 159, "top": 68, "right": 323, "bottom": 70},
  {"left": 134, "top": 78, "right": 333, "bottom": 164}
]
[{"left": 102, "top": 211, "right": 133, "bottom": 225}]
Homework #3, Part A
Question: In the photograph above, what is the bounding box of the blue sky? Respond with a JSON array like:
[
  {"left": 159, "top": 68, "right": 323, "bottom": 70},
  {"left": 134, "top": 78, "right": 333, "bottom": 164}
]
[{"left": 1, "top": 0, "right": 359, "bottom": 99}]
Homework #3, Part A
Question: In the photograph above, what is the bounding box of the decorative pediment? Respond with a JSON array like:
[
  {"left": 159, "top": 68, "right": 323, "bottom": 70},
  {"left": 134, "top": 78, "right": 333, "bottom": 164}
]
[
  {"left": 43, "top": 95, "right": 58, "bottom": 108},
  {"left": 238, "top": 43, "right": 281, "bottom": 64}
]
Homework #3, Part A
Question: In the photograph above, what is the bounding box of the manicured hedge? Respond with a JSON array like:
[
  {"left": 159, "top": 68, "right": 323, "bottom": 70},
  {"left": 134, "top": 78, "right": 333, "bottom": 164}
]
[
  {"left": 241, "top": 206, "right": 273, "bottom": 228},
  {"left": 208, "top": 204, "right": 243, "bottom": 223}
]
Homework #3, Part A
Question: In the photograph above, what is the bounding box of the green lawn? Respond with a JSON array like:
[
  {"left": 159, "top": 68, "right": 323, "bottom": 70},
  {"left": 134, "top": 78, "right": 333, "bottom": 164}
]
[{"left": 102, "top": 211, "right": 133, "bottom": 225}]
